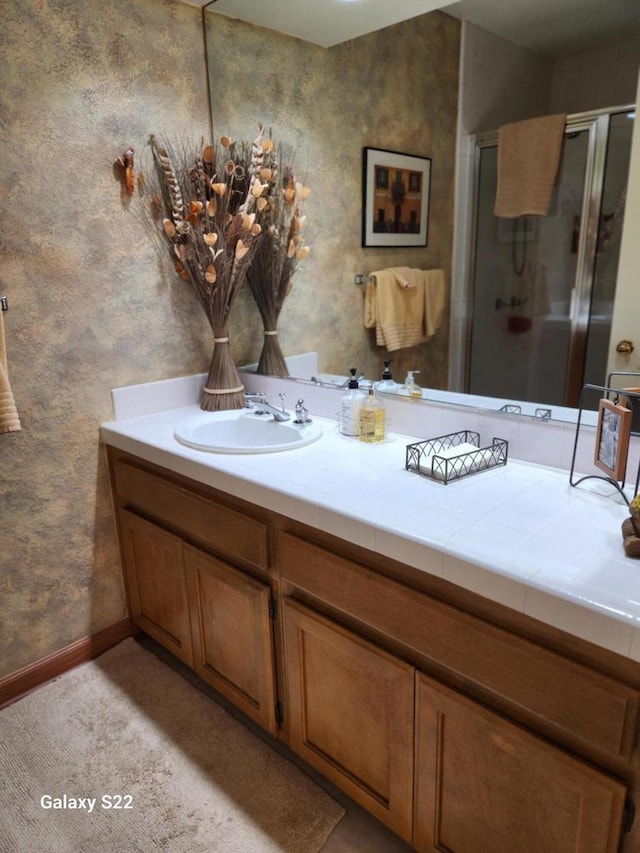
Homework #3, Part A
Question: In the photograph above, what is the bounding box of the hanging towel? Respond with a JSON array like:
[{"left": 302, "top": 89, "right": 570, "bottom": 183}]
[
  {"left": 424, "top": 268, "right": 445, "bottom": 339},
  {"left": 0, "top": 310, "right": 21, "bottom": 433},
  {"left": 494, "top": 113, "right": 566, "bottom": 218},
  {"left": 364, "top": 267, "right": 445, "bottom": 351}
]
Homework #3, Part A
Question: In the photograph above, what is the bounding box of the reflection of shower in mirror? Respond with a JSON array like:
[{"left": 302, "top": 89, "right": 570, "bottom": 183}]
[{"left": 467, "top": 107, "right": 634, "bottom": 413}]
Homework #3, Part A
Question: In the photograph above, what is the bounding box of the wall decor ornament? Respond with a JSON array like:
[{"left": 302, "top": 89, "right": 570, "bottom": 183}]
[
  {"left": 113, "top": 146, "right": 136, "bottom": 196},
  {"left": 362, "top": 147, "right": 431, "bottom": 248},
  {"left": 147, "top": 128, "right": 274, "bottom": 411}
]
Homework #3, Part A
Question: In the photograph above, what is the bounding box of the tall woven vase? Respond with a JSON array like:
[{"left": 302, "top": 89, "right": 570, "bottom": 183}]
[
  {"left": 200, "top": 327, "right": 245, "bottom": 412},
  {"left": 256, "top": 326, "right": 289, "bottom": 377}
]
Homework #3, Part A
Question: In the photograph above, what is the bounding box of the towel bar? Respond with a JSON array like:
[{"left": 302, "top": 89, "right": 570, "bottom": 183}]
[{"left": 0, "top": 296, "right": 7, "bottom": 311}]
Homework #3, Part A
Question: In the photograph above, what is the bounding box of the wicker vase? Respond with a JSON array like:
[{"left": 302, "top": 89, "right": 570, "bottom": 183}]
[
  {"left": 200, "top": 332, "right": 245, "bottom": 412},
  {"left": 256, "top": 329, "right": 289, "bottom": 377}
]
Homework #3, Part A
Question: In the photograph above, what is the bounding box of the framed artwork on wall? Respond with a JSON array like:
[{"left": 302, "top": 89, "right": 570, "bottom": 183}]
[
  {"left": 593, "top": 398, "right": 632, "bottom": 481},
  {"left": 362, "top": 147, "right": 431, "bottom": 248}
]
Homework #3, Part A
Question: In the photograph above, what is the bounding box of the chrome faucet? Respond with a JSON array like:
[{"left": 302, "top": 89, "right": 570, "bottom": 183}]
[{"left": 245, "top": 392, "right": 291, "bottom": 422}]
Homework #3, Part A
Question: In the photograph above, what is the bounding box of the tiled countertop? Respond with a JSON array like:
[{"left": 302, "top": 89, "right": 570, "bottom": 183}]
[{"left": 101, "top": 376, "right": 640, "bottom": 662}]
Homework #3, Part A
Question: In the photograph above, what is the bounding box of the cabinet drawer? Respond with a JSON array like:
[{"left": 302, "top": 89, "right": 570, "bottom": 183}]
[
  {"left": 280, "top": 532, "right": 638, "bottom": 760},
  {"left": 113, "top": 460, "right": 268, "bottom": 570}
]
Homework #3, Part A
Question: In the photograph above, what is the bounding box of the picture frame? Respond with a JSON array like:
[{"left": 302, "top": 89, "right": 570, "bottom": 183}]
[
  {"left": 593, "top": 398, "right": 632, "bottom": 481},
  {"left": 362, "top": 147, "right": 431, "bottom": 248}
]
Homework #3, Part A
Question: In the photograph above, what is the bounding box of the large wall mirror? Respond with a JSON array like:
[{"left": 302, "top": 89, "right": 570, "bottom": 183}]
[{"left": 203, "top": 1, "right": 640, "bottom": 425}]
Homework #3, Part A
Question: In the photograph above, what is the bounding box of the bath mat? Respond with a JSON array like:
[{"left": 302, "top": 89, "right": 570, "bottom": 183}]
[{"left": 0, "top": 638, "right": 344, "bottom": 852}]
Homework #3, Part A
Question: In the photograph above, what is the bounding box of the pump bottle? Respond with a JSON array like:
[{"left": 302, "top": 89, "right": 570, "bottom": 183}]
[
  {"left": 339, "top": 368, "right": 365, "bottom": 437},
  {"left": 358, "top": 386, "right": 386, "bottom": 443},
  {"left": 404, "top": 370, "right": 422, "bottom": 399},
  {"left": 376, "top": 360, "right": 398, "bottom": 393}
]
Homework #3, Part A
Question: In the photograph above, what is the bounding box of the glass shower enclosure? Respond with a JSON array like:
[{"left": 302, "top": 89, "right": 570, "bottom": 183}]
[{"left": 467, "top": 106, "right": 634, "bottom": 409}]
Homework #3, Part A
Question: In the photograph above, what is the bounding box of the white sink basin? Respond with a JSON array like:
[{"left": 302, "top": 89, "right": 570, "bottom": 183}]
[{"left": 174, "top": 409, "right": 323, "bottom": 454}]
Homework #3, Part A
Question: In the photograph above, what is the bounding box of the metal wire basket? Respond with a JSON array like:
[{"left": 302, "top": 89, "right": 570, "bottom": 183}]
[{"left": 405, "top": 430, "right": 508, "bottom": 484}]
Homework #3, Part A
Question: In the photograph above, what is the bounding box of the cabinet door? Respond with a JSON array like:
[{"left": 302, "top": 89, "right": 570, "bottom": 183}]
[
  {"left": 414, "top": 672, "right": 626, "bottom": 853},
  {"left": 283, "top": 598, "right": 414, "bottom": 842},
  {"left": 119, "top": 509, "right": 194, "bottom": 667},
  {"left": 184, "top": 544, "right": 277, "bottom": 734}
]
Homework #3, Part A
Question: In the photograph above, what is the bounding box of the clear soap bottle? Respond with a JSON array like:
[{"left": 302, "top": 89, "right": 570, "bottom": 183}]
[
  {"left": 358, "top": 387, "right": 386, "bottom": 443},
  {"left": 340, "top": 368, "right": 365, "bottom": 437},
  {"left": 404, "top": 370, "right": 422, "bottom": 399}
]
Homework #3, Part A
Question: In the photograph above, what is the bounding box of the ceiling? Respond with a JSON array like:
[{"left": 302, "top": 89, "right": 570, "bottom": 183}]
[
  {"left": 202, "top": 1, "right": 456, "bottom": 49},
  {"left": 444, "top": 0, "right": 640, "bottom": 58},
  {"left": 192, "top": 0, "right": 640, "bottom": 58}
]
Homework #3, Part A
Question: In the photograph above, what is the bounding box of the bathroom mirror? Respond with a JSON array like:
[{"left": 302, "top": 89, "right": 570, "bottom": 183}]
[{"left": 205, "top": 3, "right": 637, "bottom": 420}]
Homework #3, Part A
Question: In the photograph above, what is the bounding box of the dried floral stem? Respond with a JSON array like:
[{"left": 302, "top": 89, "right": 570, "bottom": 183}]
[{"left": 147, "top": 128, "right": 273, "bottom": 410}]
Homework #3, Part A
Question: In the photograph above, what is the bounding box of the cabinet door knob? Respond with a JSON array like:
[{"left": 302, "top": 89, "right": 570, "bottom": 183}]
[{"left": 616, "top": 340, "right": 634, "bottom": 354}]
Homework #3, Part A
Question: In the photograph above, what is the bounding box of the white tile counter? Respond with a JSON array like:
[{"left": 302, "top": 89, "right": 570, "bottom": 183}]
[{"left": 101, "top": 375, "right": 640, "bottom": 662}]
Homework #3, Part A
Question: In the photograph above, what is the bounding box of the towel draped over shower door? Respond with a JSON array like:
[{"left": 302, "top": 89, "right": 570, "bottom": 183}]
[{"left": 494, "top": 113, "right": 567, "bottom": 218}]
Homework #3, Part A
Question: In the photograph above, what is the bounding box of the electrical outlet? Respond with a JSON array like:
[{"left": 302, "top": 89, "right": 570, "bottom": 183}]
[{"left": 354, "top": 274, "right": 364, "bottom": 286}]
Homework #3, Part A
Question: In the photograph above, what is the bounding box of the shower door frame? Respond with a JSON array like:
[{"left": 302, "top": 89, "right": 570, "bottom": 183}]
[{"left": 466, "top": 104, "right": 632, "bottom": 408}]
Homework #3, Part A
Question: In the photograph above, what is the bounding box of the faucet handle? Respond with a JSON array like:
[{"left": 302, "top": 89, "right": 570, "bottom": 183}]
[{"left": 294, "top": 398, "right": 311, "bottom": 424}]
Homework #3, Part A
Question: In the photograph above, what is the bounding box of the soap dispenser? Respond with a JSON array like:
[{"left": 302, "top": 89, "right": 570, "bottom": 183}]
[
  {"left": 376, "top": 360, "right": 398, "bottom": 394},
  {"left": 404, "top": 370, "right": 422, "bottom": 399},
  {"left": 358, "top": 386, "right": 386, "bottom": 443},
  {"left": 340, "top": 368, "right": 366, "bottom": 437}
]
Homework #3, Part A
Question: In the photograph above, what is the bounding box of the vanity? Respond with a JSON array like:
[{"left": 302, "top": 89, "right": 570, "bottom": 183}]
[{"left": 102, "top": 375, "right": 640, "bottom": 852}]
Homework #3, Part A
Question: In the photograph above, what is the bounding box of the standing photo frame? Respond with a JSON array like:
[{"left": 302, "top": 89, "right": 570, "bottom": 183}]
[
  {"left": 362, "top": 147, "right": 431, "bottom": 248},
  {"left": 593, "top": 398, "right": 632, "bottom": 481}
]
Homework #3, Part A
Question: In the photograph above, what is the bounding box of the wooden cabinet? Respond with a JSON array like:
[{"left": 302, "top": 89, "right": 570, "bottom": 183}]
[
  {"left": 283, "top": 598, "right": 415, "bottom": 842},
  {"left": 278, "top": 531, "right": 635, "bottom": 853},
  {"left": 283, "top": 594, "right": 627, "bottom": 853},
  {"left": 107, "top": 448, "right": 639, "bottom": 853},
  {"left": 279, "top": 532, "right": 638, "bottom": 761},
  {"left": 414, "top": 672, "right": 626, "bottom": 853},
  {"left": 120, "top": 509, "right": 194, "bottom": 667},
  {"left": 112, "top": 455, "right": 277, "bottom": 734},
  {"left": 185, "top": 544, "right": 277, "bottom": 733}
]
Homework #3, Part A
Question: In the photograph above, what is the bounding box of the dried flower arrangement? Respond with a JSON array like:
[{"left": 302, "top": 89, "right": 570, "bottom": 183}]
[
  {"left": 246, "top": 143, "right": 311, "bottom": 376},
  {"left": 147, "top": 128, "right": 273, "bottom": 411}
]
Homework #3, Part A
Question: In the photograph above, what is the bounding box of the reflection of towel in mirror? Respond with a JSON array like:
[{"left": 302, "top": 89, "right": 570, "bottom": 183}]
[
  {"left": 424, "top": 268, "right": 445, "bottom": 339},
  {"left": 494, "top": 113, "right": 566, "bottom": 218},
  {"left": 0, "top": 311, "right": 21, "bottom": 434},
  {"left": 364, "top": 267, "right": 445, "bottom": 351}
]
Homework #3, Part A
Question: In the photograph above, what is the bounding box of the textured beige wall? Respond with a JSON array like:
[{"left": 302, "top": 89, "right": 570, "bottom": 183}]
[
  {"left": 0, "top": 0, "right": 211, "bottom": 676},
  {"left": 207, "top": 10, "right": 460, "bottom": 386},
  {"left": 0, "top": 0, "right": 459, "bottom": 676}
]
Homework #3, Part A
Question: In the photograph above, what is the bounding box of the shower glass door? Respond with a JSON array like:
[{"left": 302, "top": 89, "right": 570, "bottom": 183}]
[
  {"left": 583, "top": 110, "right": 635, "bottom": 390},
  {"left": 467, "top": 108, "right": 633, "bottom": 409}
]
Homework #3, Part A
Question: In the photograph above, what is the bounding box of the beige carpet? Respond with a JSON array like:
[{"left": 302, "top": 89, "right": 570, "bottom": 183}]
[{"left": 0, "top": 639, "right": 345, "bottom": 852}]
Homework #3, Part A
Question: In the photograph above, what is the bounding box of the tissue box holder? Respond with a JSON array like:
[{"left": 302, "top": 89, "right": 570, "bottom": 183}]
[{"left": 405, "top": 430, "right": 508, "bottom": 485}]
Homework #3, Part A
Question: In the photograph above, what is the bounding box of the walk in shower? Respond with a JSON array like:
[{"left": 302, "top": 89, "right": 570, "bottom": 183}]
[{"left": 467, "top": 106, "right": 634, "bottom": 409}]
